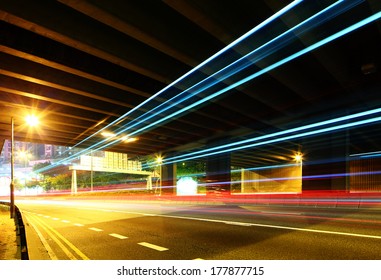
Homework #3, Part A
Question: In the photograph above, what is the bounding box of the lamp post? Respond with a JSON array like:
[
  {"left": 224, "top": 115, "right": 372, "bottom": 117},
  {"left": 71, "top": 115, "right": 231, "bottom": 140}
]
[
  {"left": 10, "top": 117, "right": 15, "bottom": 218},
  {"left": 10, "top": 114, "right": 39, "bottom": 219},
  {"left": 90, "top": 150, "right": 93, "bottom": 192},
  {"left": 156, "top": 155, "right": 163, "bottom": 195},
  {"left": 294, "top": 152, "right": 303, "bottom": 192}
]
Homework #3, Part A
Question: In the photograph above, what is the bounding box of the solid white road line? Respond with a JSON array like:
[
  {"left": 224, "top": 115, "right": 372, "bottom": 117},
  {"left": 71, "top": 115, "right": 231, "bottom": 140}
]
[
  {"left": 65, "top": 207, "right": 381, "bottom": 240},
  {"left": 24, "top": 214, "right": 58, "bottom": 260},
  {"left": 109, "top": 233, "right": 128, "bottom": 239},
  {"left": 159, "top": 214, "right": 381, "bottom": 240},
  {"left": 224, "top": 221, "right": 252, "bottom": 226},
  {"left": 259, "top": 211, "right": 303, "bottom": 215},
  {"left": 138, "top": 242, "right": 169, "bottom": 251}
]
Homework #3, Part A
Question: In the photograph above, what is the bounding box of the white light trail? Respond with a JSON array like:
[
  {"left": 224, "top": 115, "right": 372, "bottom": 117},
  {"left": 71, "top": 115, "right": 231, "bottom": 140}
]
[
  {"left": 35, "top": 1, "right": 381, "bottom": 173},
  {"left": 71, "top": 0, "right": 303, "bottom": 149},
  {"left": 111, "top": 0, "right": 348, "bottom": 137},
  {"left": 163, "top": 116, "right": 381, "bottom": 165}
]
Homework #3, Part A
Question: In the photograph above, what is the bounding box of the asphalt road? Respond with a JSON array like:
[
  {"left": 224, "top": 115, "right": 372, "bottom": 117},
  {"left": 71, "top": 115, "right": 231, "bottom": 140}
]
[{"left": 16, "top": 199, "right": 381, "bottom": 260}]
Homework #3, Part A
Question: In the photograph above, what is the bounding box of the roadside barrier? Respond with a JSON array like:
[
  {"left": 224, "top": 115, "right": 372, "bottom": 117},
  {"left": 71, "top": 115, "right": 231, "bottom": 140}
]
[{"left": 0, "top": 201, "right": 29, "bottom": 260}]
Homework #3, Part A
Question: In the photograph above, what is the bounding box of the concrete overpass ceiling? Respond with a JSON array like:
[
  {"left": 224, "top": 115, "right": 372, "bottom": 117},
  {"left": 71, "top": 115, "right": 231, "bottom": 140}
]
[{"left": 0, "top": 0, "right": 381, "bottom": 165}]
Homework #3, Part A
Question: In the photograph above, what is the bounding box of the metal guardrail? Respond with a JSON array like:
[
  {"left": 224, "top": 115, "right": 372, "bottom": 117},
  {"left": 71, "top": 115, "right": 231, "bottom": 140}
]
[{"left": 0, "top": 201, "right": 29, "bottom": 260}]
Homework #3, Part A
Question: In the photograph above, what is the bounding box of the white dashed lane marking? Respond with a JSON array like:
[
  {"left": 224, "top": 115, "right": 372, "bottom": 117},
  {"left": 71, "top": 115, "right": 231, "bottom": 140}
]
[
  {"left": 109, "top": 233, "right": 128, "bottom": 239},
  {"left": 89, "top": 227, "right": 103, "bottom": 232},
  {"left": 138, "top": 242, "right": 169, "bottom": 252},
  {"left": 26, "top": 212, "right": 178, "bottom": 256}
]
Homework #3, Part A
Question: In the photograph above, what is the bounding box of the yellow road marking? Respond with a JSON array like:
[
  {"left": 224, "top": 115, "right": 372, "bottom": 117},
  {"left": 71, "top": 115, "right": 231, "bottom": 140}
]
[
  {"left": 28, "top": 215, "right": 78, "bottom": 260},
  {"left": 28, "top": 214, "right": 90, "bottom": 260},
  {"left": 25, "top": 214, "right": 58, "bottom": 260}
]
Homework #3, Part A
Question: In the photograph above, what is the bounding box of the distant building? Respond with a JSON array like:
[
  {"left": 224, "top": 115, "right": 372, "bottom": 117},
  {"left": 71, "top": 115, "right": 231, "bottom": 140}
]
[{"left": 0, "top": 140, "right": 70, "bottom": 165}]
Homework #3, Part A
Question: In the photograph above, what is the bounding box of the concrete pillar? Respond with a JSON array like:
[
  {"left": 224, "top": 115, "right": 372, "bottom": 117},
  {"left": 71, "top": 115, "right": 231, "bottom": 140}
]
[
  {"left": 206, "top": 151, "right": 231, "bottom": 194},
  {"left": 146, "top": 175, "right": 152, "bottom": 191},
  {"left": 71, "top": 169, "right": 77, "bottom": 194},
  {"left": 302, "top": 132, "right": 348, "bottom": 191},
  {"left": 161, "top": 163, "right": 177, "bottom": 195},
  {"left": 241, "top": 168, "right": 246, "bottom": 193}
]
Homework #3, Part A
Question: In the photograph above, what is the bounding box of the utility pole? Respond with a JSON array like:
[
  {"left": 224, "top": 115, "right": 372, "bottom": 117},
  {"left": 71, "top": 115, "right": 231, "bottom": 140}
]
[{"left": 10, "top": 117, "right": 15, "bottom": 219}]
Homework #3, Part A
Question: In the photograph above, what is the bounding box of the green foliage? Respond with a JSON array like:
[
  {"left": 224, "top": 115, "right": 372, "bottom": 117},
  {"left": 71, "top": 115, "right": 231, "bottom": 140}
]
[
  {"left": 176, "top": 161, "right": 205, "bottom": 177},
  {"left": 46, "top": 173, "right": 71, "bottom": 190},
  {"left": 32, "top": 161, "right": 51, "bottom": 172},
  {"left": 143, "top": 155, "right": 160, "bottom": 172},
  {"left": 83, "top": 172, "right": 138, "bottom": 187}
]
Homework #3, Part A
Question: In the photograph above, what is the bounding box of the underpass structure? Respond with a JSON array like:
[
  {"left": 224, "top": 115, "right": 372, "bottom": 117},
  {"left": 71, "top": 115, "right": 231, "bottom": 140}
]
[
  {"left": 1, "top": 2, "right": 381, "bottom": 264},
  {"left": 0, "top": 0, "right": 381, "bottom": 266},
  {"left": 0, "top": 1, "right": 381, "bottom": 195}
]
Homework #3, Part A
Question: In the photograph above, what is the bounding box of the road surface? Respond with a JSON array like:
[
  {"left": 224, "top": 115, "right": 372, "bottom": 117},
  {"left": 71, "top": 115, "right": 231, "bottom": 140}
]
[{"left": 17, "top": 198, "right": 381, "bottom": 260}]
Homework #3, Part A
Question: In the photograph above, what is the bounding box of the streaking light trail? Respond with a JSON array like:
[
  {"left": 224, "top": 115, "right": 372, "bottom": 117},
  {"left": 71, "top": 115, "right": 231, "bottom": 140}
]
[
  {"left": 114, "top": 0, "right": 352, "bottom": 135},
  {"left": 167, "top": 107, "right": 381, "bottom": 163},
  {"left": 130, "top": 6, "right": 381, "bottom": 140},
  {"left": 71, "top": 0, "right": 303, "bottom": 149},
  {"left": 36, "top": 1, "right": 381, "bottom": 173},
  {"left": 110, "top": 1, "right": 364, "bottom": 138},
  {"left": 231, "top": 170, "right": 381, "bottom": 186},
  {"left": 91, "top": 1, "right": 376, "bottom": 155},
  {"left": 162, "top": 115, "right": 381, "bottom": 165},
  {"left": 39, "top": 0, "right": 305, "bottom": 170},
  {"left": 350, "top": 150, "right": 381, "bottom": 158}
]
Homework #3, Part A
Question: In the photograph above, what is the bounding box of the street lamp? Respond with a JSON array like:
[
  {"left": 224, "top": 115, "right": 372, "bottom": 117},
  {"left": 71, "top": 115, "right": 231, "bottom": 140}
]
[
  {"left": 25, "top": 115, "right": 39, "bottom": 127},
  {"left": 10, "top": 117, "right": 15, "bottom": 218},
  {"left": 156, "top": 155, "right": 163, "bottom": 195},
  {"left": 18, "top": 151, "right": 31, "bottom": 167},
  {"left": 293, "top": 152, "right": 303, "bottom": 192},
  {"left": 10, "top": 115, "right": 39, "bottom": 218},
  {"left": 294, "top": 152, "right": 303, "bottom": 163}
]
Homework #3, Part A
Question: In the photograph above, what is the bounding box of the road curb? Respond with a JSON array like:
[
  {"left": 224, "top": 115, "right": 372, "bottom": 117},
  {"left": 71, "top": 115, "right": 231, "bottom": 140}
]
[{"left": 0, "top": 201, "right": 29, "bottom": 260}]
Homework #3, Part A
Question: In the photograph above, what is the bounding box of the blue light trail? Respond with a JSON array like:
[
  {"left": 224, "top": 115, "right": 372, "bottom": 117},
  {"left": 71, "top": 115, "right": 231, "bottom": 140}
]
[
  {"left": 162, "top": 115, "right": 381, "bottom": 165},
  {"left": 167, "top": 107, "right": 381, "bottom": 163},
  {"left": 115, "top": 0, "right": 350, "bottom": 135},
  {"left": 70, "top": 0, "right": 303, "bottom": 149},
  {"left": 131, "top": 7, "right": 381, "bottom": 141},
  {"left": 91, "top": 1, "right": 374, "bottom": 155},
  {"left": 36, "top": 1, "right": 381, "bottom": 173}
]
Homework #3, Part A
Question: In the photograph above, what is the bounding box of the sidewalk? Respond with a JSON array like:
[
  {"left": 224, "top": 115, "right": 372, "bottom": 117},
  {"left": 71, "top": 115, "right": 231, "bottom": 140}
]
[{"left": 0, "top": 205, "right": 19, "bottom": 260}]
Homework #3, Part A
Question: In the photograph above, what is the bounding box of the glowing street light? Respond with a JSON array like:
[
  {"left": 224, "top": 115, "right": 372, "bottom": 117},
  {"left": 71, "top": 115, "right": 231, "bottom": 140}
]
[
  {"left": 121, "top": 136, "right": 138, "bottom": 143},
  {"left": 102, "top": 132, "right": 138, "bottom": 144},
  {"left": 18, "top": 151, "right": 31, "bottom": 167},
  {"left": 294, "top": 152, "right": 303, "bottom": 163},
  {"left": 123, "top": 137, "right": 138, "bottom": 143},
  {"left": 156, "top": 155, "right": 163, "bottom": 164},
  {"left": 101, "top": 131, "right": 116, "bottom": 138},
  {"left": 25, "top": 115, "right": 39, "bottom": 127}
]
